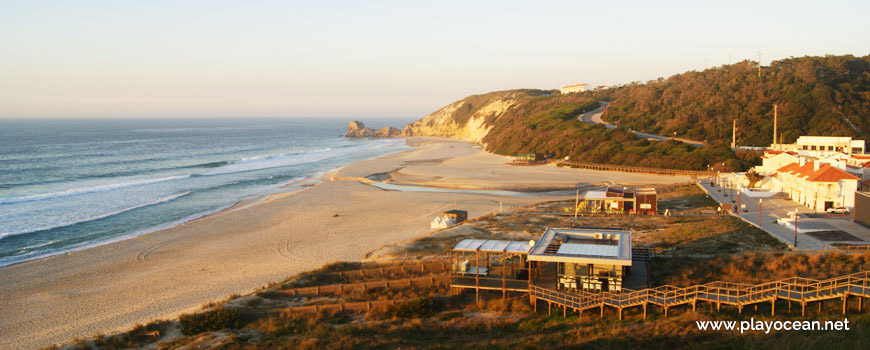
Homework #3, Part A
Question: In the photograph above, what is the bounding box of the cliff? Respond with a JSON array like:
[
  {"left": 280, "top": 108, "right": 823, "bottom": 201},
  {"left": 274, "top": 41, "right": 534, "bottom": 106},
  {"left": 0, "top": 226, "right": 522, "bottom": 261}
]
[
  {"left": 402, "top": 89, "right": 552, "bottom": 143},
  {"left": 346, "top": 121, "right": 404, "bottom": 138},
  {"left": 345, "top": 89, "right": 553, "bottom": 143}
]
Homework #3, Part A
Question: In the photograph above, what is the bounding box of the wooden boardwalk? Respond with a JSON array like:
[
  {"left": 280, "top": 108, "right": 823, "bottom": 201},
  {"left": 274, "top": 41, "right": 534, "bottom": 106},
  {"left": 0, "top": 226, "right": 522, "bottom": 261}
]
[
  {"left": 555, "top": 161, "right": 708, "bottom": 177},
  {"left": 531, "top": 271, "right": 870, "bottom": 319}
]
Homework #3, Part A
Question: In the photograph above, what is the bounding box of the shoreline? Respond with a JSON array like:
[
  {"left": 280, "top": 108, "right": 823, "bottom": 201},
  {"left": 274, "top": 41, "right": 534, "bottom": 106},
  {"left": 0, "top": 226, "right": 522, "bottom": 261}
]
[
  {"left": 0, "top": 137, "right": 690, "bottom": 349},
  {"left": 0, "top": 143, "right": 406, "bottom": 269}
]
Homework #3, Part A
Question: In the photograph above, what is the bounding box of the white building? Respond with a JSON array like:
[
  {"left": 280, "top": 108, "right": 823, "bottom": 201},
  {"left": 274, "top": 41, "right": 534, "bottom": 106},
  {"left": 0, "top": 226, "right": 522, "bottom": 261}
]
[
  {"left": 772, "top": 160, "right": 859, "bottom": 211},
  {"left": 771, "top": 136, "right": 866, "bottom": 157},
  {"left": 560, "top": 83, "right": 586, "bottom": 94},
  {"left": 756, "top": 151, "right": 799, "bottom": 176}
]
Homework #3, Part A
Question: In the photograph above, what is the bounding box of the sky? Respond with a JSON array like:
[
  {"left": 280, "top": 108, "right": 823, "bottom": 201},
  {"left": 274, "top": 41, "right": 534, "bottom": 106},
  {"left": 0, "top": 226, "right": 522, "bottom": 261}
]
[{"left": 0, "top": 0, "right": 868, "bottom": 119}]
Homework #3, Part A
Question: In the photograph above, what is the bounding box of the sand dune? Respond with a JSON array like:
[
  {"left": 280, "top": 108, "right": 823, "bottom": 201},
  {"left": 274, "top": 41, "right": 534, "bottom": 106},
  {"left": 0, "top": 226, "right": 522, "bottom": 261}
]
[{"left": 0, "top": 138, "right": 688, "bottom": 349}]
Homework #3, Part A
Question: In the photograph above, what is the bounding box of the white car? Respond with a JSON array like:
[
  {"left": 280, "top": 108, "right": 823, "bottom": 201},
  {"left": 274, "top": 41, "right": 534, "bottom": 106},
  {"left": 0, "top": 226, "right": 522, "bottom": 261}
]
[{"left": 826, "top": 207, "right": 849, "bottom": 214}]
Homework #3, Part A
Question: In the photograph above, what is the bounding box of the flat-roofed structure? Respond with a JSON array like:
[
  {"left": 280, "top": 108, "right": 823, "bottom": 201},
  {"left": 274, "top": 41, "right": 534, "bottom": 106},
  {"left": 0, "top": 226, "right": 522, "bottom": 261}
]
[
  {"left": 635, "top": 188, "right": 657, "bottom": 214},
  {"left": 772, "top": 136, "right": 866, "bottom": 157},
  {"left": 528, "top": 228, "right": 632, "bottom": 292},
  {"left": 561, "top": 83, "right": 586, "bottom": 94},
  {"left": 442, "top": 209, "right": 467, "bottom": 223},
  {"left": 450, "top": 239, "right": 533, "bottom": 301},
  {"left": 580, "top": 187, "right": 656, "bottom": 214}
]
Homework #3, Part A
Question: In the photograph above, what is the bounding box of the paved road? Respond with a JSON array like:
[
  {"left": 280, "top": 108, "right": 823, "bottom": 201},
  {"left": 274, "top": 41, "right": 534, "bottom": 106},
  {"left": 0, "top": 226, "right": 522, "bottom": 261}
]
[
  {"left": 578, "top": 102, "right": 706, "bottom": 147},
  {"left": 698, "top": 180, "right": 829, "bottom": 250}
]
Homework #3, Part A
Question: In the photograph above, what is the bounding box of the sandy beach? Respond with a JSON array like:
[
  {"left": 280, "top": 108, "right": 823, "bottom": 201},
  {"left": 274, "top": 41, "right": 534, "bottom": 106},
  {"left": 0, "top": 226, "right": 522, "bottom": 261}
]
[{"left": 0, "top": 138, "right": 689, "bottom": 349}]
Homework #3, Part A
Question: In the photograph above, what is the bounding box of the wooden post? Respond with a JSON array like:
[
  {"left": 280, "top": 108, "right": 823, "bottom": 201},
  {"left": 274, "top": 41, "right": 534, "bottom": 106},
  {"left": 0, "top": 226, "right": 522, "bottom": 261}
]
[
  {"left": 771, "top": 299, "right": 775, "bottom": 316},
  {"left": 548, "top": 302, "right": 552, "bottom": 315},
  {"left": 564, "top": 305, "right": 567, "bottom": 318},
  {"left": 475, "top": 250, "right": 480, "bottom": 304},
  {"left": 664, "top": 306, "right": 668, "bottom": 318},
  {"left": 692, "top": 299, "right": 696, "bottom": 313},
  {"left": 643, "top": 302, "right": 647, "bottom": 319},
  {"left": 502, "top": 257, "right": 507, "bottom": 299},
  {"left": 618, "top": 307, "right": 623, "bottom": 320},
  {"left": 860, "top": 297, "right": 863, "bottom": 311},
  {"left": 843, "top": 294, "right": 849, "bottom": 315},
  {"left": 600, "top": 305, "right": 604, "bottom": 318},
  {"left": 802, "top": 302, "right": 806, "bottom": 317}
]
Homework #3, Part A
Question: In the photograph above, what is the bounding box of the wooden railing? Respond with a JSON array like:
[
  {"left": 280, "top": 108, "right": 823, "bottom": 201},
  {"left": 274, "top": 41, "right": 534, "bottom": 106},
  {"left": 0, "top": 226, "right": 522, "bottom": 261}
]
[
  {"left": 276, "top": 275, "right": 450, "bottom": 297},
  {"left": 831, "top": 244, "right": 870, "bottom": 252},
  {"left": 271, "top": 298, "right": 417, "bottom": 315},
  {"left": 530, "top": 270, "right": 870, "bottom": 318},
  {"left": 554, "top": 161, "right": 709, "bottom": 177},
  {"left": 319, "top": 260, "right": 449, "bottom": 280},
  {"left": 532, "top": 208, "right": 724, "bottom": 217}
]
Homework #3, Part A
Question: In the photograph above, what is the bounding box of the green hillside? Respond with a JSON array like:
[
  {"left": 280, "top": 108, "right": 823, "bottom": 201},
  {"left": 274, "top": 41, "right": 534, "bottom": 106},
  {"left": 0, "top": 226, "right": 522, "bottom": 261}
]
[{"left": 603, "top": 54, "right": 870, "bottom": 145}]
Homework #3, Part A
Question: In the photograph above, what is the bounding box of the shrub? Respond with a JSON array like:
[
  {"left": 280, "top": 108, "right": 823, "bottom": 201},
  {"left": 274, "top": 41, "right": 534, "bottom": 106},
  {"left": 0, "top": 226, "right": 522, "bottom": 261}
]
[
  {"left": 385, "top": 297, "right": 446, "bottom": 319},
  {"left": 179, "top": 307, "right": 248, "bottom": 335}
]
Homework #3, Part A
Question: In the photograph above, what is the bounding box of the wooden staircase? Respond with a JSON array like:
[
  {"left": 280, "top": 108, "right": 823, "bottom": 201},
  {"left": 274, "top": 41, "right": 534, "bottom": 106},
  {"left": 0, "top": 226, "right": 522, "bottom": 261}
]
[{"left": 530, "top": 271, "right": 870, "bottom": 319}]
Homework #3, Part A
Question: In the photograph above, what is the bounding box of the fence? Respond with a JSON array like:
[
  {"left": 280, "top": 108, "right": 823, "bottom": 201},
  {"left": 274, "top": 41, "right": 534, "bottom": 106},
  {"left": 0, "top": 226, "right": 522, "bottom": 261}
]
[
  {"left": 530, "top": 270, "right": 870, "bottom": 319},
  {"left": 531, "top": 208, "right": 724, "bottom": 218},
  {"left": 320, "top": 260, "right": 449, "bottom": 280},
  {"left": 831, "top": 245, "right": 870, "bottom": 253},
  {"left": 554, "top": 161, "right": 709, "bottom": 177},
  {"left": 272, "top": 298, "right": 418, "bottom": 315},
  {"left": 277, "top": 275, "right": 451, "bottom": 297}
]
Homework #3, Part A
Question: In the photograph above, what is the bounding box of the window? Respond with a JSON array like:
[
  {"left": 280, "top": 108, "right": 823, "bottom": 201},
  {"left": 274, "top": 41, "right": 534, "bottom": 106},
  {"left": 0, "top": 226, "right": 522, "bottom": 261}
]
[
  {"left": 802, "top": 145, "right": 809, "bottom": 150},
  {"left": 811, "top": 146, "right": 817, "bottom": 150},
  {"left": 828, "top": 146, "right": 834, "bottom": 151}
]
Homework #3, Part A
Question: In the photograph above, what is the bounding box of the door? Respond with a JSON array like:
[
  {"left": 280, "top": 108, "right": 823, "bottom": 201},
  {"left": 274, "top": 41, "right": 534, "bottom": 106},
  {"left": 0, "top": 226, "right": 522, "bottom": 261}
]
[
  {"left": 825, "top": 201, "right": 834, "bottom": 211},
  {"left": 599, "top": 277, "right": 609, "bottom": 292}
]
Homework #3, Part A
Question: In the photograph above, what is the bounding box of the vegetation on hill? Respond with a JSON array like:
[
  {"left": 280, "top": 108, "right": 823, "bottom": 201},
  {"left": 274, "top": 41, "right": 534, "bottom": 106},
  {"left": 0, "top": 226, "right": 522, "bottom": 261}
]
[
  {"left": 395, "top": 54, "right": 870, "bottom": 171},
  {"left": 479, "top": 92, "right": 756, "bottom": 171},
  {"left": 603, "top": 54, "right": 870, "bottom": 145}
]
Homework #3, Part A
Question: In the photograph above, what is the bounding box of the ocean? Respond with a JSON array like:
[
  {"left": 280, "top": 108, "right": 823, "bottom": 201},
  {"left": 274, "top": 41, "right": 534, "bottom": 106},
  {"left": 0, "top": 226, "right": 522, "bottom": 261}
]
[{"left": 0, "top": 118, "right": 409, "bottom": 267}]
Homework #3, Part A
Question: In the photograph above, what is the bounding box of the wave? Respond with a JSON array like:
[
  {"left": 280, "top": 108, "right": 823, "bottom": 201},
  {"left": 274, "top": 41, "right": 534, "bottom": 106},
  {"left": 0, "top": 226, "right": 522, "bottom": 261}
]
[
  {"left": 0, "top": 191, "right": 191, "bottom": 239},
  {"left": 185, "top": 160, "right": 230, "bottom": 169},
  {"left": 0, "top": 175, "right": 189, "bottom": 204},
  {"left": 199, "top": 147, "right": 351, "bottom": 176},
  {"left": 18, "top": 239, "right": 60, "bottom": 252}
]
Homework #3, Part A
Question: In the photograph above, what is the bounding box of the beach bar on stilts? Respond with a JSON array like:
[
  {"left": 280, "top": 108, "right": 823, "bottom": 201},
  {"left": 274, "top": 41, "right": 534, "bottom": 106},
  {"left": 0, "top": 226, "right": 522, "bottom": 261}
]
[{"left": 449, "top": 239, "right": 533, "bottom": 302}]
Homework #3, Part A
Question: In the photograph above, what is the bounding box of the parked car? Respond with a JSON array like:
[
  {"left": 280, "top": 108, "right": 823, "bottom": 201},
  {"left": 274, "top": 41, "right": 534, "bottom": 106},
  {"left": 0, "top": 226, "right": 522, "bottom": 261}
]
[{"left": 826, "top": 207, "right": 850, "bottom": 214}]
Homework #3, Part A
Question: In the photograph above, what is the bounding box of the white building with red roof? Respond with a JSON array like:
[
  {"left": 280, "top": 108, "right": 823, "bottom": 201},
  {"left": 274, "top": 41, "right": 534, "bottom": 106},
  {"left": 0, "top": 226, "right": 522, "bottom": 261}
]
[{"left": 772, "top": 159, "right": 859, "bottom": 211}]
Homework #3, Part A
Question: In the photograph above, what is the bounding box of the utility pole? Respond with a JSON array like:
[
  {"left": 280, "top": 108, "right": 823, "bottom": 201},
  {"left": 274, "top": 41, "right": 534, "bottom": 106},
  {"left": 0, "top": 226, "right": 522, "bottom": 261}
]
[
  {"left": 732, "top": 119, "right": 737, "bottom": 149},
  {"left": 773, "top": 104, "right": 778, "bottom": 150}
]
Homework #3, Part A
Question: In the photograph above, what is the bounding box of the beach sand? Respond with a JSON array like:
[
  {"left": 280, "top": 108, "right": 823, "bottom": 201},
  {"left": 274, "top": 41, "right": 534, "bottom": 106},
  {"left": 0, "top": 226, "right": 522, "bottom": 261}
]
[{"left": 0, "top": 138, "right": 689, "bottom": 349}]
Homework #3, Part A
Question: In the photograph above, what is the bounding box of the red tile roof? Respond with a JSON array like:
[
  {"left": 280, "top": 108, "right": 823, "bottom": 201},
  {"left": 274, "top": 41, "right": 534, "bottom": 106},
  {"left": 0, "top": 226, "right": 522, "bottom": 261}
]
[
  {"left": 807, "top": 165, "right": 859, "bottom": 182},
  {"left": 776, "top": 162, "right": 801, "bottom": 173},
  {"left": 776, "top": 161, "right": 859, "bottom": 182}
]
